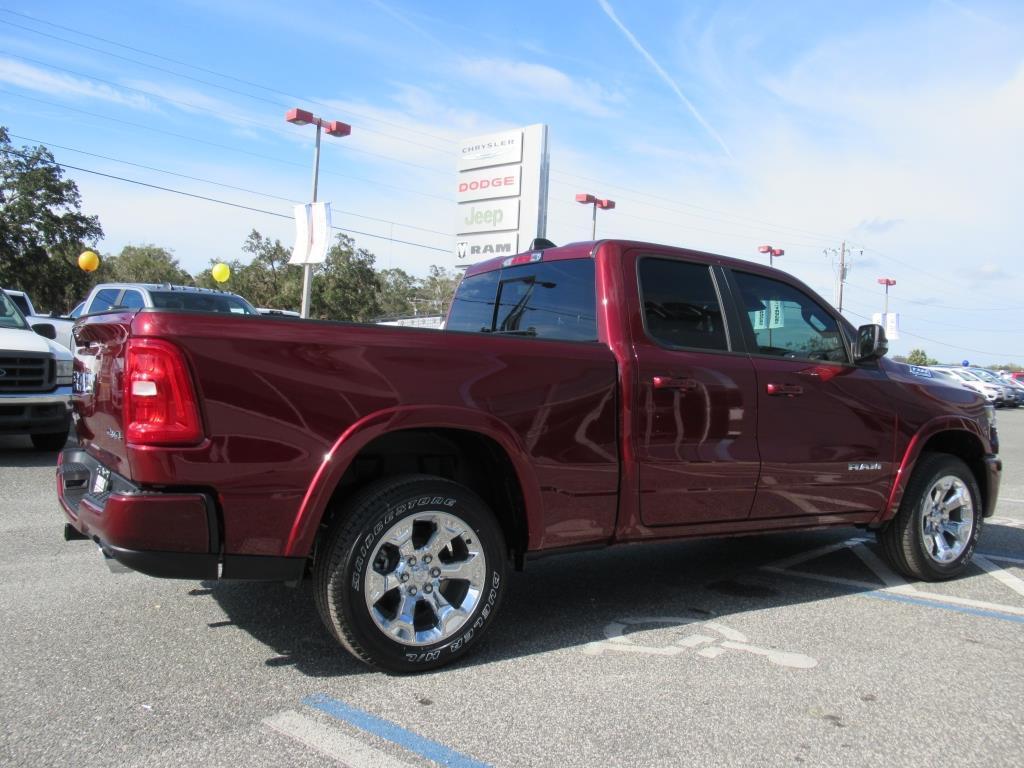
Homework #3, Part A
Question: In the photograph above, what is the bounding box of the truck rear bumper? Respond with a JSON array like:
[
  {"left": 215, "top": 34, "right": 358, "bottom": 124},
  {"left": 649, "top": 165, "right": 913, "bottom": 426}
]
[{"left": 57, "top": 448, "right": 304, "bottom": 581}]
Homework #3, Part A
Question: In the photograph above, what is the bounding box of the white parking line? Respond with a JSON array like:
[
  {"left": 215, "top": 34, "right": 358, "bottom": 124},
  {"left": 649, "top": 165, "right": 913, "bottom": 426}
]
[
  {"left": 760, "top": 536, "right": 1024, "bottom": 619},
  {"left": 974, "top": 556, "right": 1024, "bottom": 599},
  {"left": 264, "top": 710, "right": 417, "bottom": 768}
]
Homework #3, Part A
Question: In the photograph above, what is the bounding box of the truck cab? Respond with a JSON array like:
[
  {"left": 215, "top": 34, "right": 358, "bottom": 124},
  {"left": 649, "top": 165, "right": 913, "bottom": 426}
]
[{"left": 1, "top": 291, "right": 72, "bottom": 450}]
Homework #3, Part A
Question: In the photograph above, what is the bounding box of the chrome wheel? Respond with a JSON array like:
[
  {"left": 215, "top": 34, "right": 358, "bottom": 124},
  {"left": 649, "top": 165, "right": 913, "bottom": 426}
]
[
  {"left": 919, "top": 475, "right": 974, "bottom": 564},
  {"left": 363, "top": 511, "right": 487, "bottom": 646}
]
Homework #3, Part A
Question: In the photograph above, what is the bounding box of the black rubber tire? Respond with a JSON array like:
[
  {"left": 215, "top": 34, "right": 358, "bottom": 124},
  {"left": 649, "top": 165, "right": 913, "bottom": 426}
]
[
  {"left": 30, "top": 431, "right": 68, "bottom": 451},
  {"left": 314, "top": 474, "right": 507, "bottom": 673},
  {"left": 878, "top": 453, "right": 982, "bottom": 581}
]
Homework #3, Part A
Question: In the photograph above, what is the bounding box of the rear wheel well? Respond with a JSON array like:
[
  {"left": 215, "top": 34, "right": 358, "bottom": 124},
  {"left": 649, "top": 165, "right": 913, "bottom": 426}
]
[
  {"left": 918, "top": 430, "right": 988, "bottom": 512},
  {"left": 316, "top": 429, "right": 527, "bottom": 567}
]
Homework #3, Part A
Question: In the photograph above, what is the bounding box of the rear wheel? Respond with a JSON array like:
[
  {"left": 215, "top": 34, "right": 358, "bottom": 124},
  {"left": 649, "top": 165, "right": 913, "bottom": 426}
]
[
  {"left": 878, "top": 453, "right": 982, "bottom": 580},
  {"left": 315, "top": 475, "right": 507, "bottom": 672}
]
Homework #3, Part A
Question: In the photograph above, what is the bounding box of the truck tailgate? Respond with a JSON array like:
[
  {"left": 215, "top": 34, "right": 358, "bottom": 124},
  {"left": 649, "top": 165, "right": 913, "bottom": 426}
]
[{"left": 72, "top": 311, "right": 137, "bottom": 477}]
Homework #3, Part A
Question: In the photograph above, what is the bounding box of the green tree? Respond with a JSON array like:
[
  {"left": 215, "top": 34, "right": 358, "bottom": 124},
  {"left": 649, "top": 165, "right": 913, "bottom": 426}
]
[
  {"left": 415, "top": 265, "right": 460, "bottom": 316},
  {"left": 0, "top": 127, "right": 103, "bottom": 312},
  {"left": 311, "top": 234, "right": 382, "bottom": 321},
  {"left": 906, "top": 349, "right": 938, "bottom": 366},
  {"left": 378, "top": 267, "right": 417, "bottom": 316},
  {"left": 104, "top": 244, "right": 193, "bottom": 285},
  {"left": 195, "top": 230, "right": 301, "bottom": 310}
]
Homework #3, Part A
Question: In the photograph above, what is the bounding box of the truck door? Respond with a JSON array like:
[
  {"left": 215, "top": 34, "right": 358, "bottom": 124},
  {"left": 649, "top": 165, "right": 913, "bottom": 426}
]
[
  {"left": 727, "top": 269, "right": 895, "bottom": 519},
  {"left": 629, "top": 254, "right": 760, "bottom": 526}
]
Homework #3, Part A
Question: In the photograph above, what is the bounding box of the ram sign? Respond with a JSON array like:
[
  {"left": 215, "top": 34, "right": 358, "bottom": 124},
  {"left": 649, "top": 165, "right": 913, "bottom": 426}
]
[{"left": 455, "top": 124, "right": 548, "bottom": 261}]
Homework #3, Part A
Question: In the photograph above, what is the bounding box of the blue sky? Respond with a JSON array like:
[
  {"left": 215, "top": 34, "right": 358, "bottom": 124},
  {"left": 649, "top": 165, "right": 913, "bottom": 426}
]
[{"left": 1, "top": 0, "right": 1022, "bottom": 363}]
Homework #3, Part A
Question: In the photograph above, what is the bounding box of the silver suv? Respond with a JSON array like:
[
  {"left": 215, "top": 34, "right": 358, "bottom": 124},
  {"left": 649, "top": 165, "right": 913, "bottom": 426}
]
[{"left": 71, "top": 283, "right": 259, "bottom": 318}]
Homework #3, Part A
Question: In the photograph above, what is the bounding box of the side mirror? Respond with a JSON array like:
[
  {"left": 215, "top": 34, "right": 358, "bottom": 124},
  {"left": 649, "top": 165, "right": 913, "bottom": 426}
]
[
  {"left": 32, "top": 322, "right": 57, "bottom": 340},
  {"left": 855, "top": 323, "right": 888, "bottom": 362}
]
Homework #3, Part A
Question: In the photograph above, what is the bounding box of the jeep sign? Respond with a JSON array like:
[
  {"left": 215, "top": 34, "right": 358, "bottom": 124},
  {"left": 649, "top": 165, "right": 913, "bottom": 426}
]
[{"left": 459, "top": 199, "right": 520, "bottom": 234}]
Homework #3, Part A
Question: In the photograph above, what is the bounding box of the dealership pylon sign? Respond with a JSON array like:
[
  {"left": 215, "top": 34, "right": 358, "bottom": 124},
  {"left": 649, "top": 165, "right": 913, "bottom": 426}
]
[{"left": 455, "top": 125, "right": 549, "bottom": 261}]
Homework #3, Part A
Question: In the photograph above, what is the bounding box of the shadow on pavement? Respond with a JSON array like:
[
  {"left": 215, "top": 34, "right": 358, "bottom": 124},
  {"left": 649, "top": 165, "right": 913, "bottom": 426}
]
[{"left": 204, "top": 522, "right": 1023, "bottom": 677}]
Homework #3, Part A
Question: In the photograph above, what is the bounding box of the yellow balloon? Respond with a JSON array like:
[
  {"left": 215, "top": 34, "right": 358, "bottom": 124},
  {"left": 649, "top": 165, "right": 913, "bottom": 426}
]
[
  {"left": 211, "top": 263, "right": 230, "bottom": 283},
  {"left": 78, "top": 250, "right": 99, "bottom": 272}
]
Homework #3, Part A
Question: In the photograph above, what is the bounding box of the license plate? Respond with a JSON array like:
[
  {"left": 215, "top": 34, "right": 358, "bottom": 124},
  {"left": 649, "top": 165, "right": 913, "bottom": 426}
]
[
  {"left": 73, "top": 370, "right": 96, "bottom": 395},
  {"left": 92, "top": 466, "right": 110, "bottom": 494}
]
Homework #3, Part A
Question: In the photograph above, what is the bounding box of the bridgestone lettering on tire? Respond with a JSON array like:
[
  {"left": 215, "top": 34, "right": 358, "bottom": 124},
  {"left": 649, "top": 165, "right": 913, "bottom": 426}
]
[
  {"left": 315, "top": 475, "right": 507, "bottom": 673},
  {"left": 878, "top": 453, "right": 983, "bottom": 581}
]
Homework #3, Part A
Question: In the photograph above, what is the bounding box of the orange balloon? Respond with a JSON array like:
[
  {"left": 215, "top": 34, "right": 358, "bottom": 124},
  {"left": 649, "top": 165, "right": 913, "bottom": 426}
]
[{"left": 78, "top": 250, "right": 99, "bottom": 272}]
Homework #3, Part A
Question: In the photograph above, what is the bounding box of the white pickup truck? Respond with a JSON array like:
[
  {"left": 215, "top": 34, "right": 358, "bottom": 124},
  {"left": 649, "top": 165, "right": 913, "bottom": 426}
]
[
  {"left": 0, "top": 291, "right": 72, "bottom": 450},
  {"left": 3, "top": 289, "right": 76, "bottom": 352}
]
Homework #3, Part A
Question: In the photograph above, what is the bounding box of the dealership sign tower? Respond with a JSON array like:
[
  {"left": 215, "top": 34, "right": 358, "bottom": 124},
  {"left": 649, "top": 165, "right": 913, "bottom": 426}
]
[{"left": 455, "top": 124, "right": 549, "bottom": 261}]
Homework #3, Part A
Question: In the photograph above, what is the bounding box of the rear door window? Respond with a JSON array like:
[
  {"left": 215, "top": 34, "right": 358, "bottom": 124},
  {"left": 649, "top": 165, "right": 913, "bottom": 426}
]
[
  {"left": 638, "top": 258, "right": 729, "bottom": 351},
  {"left": 447, "top": 259, "right": 597, "bottom": 342}
]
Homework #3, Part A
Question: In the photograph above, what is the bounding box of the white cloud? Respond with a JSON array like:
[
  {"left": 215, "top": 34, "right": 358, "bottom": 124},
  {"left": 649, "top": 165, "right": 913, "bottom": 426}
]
[
  {"left": 456, "top": 57, "right": 622, "bottom": 118},
  {"left": 0, "top": 57, "right": 153, "bottom": 110}
]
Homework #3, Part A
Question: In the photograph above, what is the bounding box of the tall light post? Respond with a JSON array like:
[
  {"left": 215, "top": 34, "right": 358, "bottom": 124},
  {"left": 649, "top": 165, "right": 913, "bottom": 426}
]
[
  {"left": 576, "top": 193, "right": 616, "bottom": 239},
  {"left": 758, "top": 244, "right": 785, "bottom": 267},
  {"left": 285, "top": 108, "right": 351, "bottom": 319},
  {"left": 878, "top": 277, "right": 896, "bottom": 315}
]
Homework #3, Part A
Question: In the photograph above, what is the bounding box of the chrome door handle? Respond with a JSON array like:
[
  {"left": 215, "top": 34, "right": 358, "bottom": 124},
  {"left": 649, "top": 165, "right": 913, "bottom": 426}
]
[
  {"left": 766, "top": 383, "right": 803, "bottom": 397},
  {"left": 653, "top": 376, "right": 698, "bottom": 391}
]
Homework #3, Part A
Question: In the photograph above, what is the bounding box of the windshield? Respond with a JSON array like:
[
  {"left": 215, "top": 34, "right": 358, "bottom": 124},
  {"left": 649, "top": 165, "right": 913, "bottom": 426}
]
[
  {"left": 149, "top": 291, "right": 259, "bottom": 315},
  {"left": 954, "top": 369, "right": 981, "bottom": 381},
  {"left": 969, "top": 369, "right": 999, "bottom": 383},
  {"left": 0, "top": 292, "right": 30, "bottom": 331}
]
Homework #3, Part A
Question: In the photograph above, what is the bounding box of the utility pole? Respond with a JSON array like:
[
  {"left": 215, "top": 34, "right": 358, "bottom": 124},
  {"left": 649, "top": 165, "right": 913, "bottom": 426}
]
[
  {"left": 836, "top": 240, "right": 847, "bottom": 313},
  {"left": 825, "top": 240, "right": 860, "bottom": 313}
]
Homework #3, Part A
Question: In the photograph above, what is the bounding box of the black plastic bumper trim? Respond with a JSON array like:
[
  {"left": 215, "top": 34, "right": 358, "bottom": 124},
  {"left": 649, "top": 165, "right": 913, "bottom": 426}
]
[
  {"left": 102, "top": 542, "right": 219, "bottom": 580},
  {"left": 221, "top": 555, "right": 306, "bottom": 581}
]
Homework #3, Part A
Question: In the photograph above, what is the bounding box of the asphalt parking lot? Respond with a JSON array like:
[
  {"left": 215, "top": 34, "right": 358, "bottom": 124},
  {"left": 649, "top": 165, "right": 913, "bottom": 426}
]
[{"left": 2, "top": 414, "right": 1022, "bottom": 767}]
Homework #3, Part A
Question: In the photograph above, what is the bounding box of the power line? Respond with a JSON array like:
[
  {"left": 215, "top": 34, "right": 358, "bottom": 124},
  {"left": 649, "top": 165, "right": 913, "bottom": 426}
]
[
  {"left": 549, "top": 169, "right": 841, "bottom": 246},
  {"left": 6, "top": 132, "right": 455, "bottom": 238},
  {"left": 0, "top": 7, "right": 457, "bottom": 152},
  {"left": 0, "top": 145, "right": 451, "bottom": 254},
  {"left": 843, "top": 307, "right": 1024, "bottom": 358},
  {"left": 0, "top": 50, "right": 452, "bottom": 176},
  {"left": 0, "top": 89, "right": 456, "bottom": 203},
  {"left": 843, "top": 281, "right": 1022, "bottom": 312}
]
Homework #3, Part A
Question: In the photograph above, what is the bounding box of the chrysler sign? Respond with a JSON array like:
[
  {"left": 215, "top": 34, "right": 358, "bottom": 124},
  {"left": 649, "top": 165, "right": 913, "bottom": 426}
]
[{"left": 458, "top": 130, "right": 523, "bottom": 172}]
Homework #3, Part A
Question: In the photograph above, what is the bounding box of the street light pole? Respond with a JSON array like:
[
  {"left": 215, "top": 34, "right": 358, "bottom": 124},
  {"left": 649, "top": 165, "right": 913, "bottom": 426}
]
[
  {"left": 758, "top": 244, "right": 785, "bottom": 267},
  {"left": 303, "top": 121, "right": 322, "bottom": 319},
  {"left": 285, "top": 108, "right": 351, "bottom": 319},
  {"left": 878, "top": 277, "right": 896, "bottom": 315},
  {"left": 576, "top": 193, "right": 616, "bottom": 239}
]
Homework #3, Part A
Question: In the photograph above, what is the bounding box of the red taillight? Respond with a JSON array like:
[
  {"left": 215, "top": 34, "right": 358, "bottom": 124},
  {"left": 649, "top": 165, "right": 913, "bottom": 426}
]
[{"left": 124, "top": 339, "right": 203, "bottom": 445}]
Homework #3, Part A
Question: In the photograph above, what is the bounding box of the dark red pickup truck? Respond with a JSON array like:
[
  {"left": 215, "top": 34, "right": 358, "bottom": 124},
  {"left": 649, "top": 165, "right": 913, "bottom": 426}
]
[{"left": 58, "top": 240, "right": 1000, "bottom": 671}]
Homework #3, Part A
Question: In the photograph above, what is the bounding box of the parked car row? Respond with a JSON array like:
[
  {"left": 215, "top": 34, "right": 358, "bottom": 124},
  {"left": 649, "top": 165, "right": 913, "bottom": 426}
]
[
  {"left": 928, "top": 366, "right": 1024, "bottom": 407},
  {"left": 2, "top": 282, "right": 261, "bottom": 451}
]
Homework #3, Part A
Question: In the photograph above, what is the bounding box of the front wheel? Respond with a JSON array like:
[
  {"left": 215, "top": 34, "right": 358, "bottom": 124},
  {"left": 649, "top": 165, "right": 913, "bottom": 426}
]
[
  {"left": 878, "top": 453, "right": 982, "bottom": 581},
  {"left": 315, "top": 475, "right": 507, "bottom": 673}
]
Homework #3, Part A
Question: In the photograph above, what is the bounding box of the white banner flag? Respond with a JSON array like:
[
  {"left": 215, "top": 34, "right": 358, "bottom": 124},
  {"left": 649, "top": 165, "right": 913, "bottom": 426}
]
[{"left": 289, "top": 202, "right": 332, "bottom": 265}]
